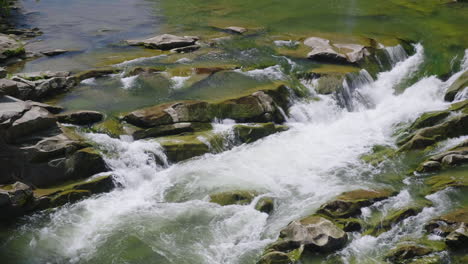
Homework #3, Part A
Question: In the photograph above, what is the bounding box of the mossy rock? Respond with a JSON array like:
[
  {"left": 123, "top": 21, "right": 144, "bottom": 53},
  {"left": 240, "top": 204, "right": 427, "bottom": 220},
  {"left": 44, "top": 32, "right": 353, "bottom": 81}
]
[
  {"left": 385, "top": 244, "right": 434, "bottom": 264},
  {"left": 426, "top": 169, "right": 468, "bottom": 193},
  {"left": 124, "top": 66, "right": 167, "bottom": 77},
  {"left": 50, "top": 189, "right": 91, "bottom": 207},
  {"left": 445, "top": 70, "right": 468, "bottom": 101},
  {"left": 233, "top": 123, "right": 288, "bottom": 144},
  {"left": 409, "top": 111, "right": 450, "bottom": 130},
  {"left": 133, "top": 123, "right": 197, "bottom": 140},
  {"left": 74, "top": 67, "right": 121, "bottom": 82},
  {"left": 65, "top": 147, "right": 108, "bottom": 180},
  {"left": 317, "top": 189, "right": 396, "bottom": 218},
  {"left": 72, "top": 175, "right": 115, "bottom": 194},
  {"left": 156, "top": 132, "right": 216, "bottom": 163},
  {"left": 91, "top": 118, "right": 127, "bottom": 138},
  {"left": 366, "top": 206, "right": 425, "bottom": 236},
  {"left": 255, "top": 197, "right": 275, "bottom": 214},
  {"left": 361, "top": 145, "right": 396, "bottom": 166},
  {"left": 209, "top": 190, "right": 259, "bottom": 206}
]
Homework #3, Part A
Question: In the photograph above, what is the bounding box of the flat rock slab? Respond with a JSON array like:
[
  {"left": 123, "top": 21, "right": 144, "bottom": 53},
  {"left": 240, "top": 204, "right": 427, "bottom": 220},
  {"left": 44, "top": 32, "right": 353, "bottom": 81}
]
[{"left": 127, "top": 34, "right": 199, "bottom": 50}]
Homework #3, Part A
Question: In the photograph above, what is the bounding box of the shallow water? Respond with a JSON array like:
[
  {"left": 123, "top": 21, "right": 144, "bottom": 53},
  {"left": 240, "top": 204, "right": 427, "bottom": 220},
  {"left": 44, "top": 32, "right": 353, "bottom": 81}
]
[{"left": 1, "top": 1, "right": 468, "bottom": 264}]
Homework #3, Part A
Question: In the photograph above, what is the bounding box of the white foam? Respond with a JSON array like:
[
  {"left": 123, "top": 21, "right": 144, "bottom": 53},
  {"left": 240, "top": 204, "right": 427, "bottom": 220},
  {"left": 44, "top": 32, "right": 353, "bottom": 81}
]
[
  {"left": 170, "top": 75, "right": 191, "bottom": 89},
  {"left": 80, "top": 78, "right": 97, "bottom": 85},
  {"left": 237, "top": 65, "right": 287, "bottom": 81}
]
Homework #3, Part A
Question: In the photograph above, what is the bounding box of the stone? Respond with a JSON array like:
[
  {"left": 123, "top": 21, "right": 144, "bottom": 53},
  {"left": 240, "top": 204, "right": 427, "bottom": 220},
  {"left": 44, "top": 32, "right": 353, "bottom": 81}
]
[
  {"left": 50, "top": 190, "right": 91, "bottom": 207},
  {"left": 126, "top": 34, "right": 198, "bottom": 50},
  {"left": 72, "top": 175, "right": 115, "bottom": 194},
  {"left": 124, "top": 66, "right": 166, "bottom": 77},
  {"left": 279, "top": 215, "right": 348, "bottom": 253},
  {"left": 255, "top": 197, "right": 274, "bottom": 214},
  {"left": 34, "top": 77, "right": 77, "bottom": 99},
  {"left": 6, "top": 106, "right": 57, "bottom": 142},
  {"left": 0, "top": 33, "right": 25, "bottom": 62},
  {"left": 445, "top": 224, "right": 468, "bottom": 249},
  {"left": 210, "top": 190, "right": 258, "bottom": 206},
  {"left": 233, "top": 123, "right": 288, "bottom": 144},
  {"left": 57, "top": 110, "right": 104, "bottom": 125},
  {"left": 385, "top": 244, "right": 433, "bottom": 263},
  {"left": 15, "top": 71, "right": 71, "bottom": 81},
  {"left": 20, "top": 133, "right": 83, "bottom": 163},
  {"left": 304, "top": 37, "right": 374, "bottom": 65},
  {"left": 132, "top": 122, "right": 195, "bottom": 140},
  {"left": 157, "top": 134, "right": 212, "bottom": 163},
  {"left": 0, "top": 67, "right": 6, "bottom": 78},
  {"left": 41, "top": 49, "right": 68, "bottom": 56},
  {"left": 224, "top": 26, "right": 247, "bottom": 34},
  {"left": 416, "top": 161, "right": 442, "bottom": 173},
  {"left": 445, "top": 70, "right": 468, "bottom": 101},
  {"left": 171, "top": 44, "right": 200, "bottom": 53},
  {"left": 74, "top": 68, "right": 121, "bottom": 82},
  {"left": 0, "top": 78, "right": 21, "bottom": 98},
  {"left": 257, "top": 251, "right": 294, "bottom": 264},
  {"left": 368, "top": 207, "right": 423, "bottom": 236},
  {"left": 441, "top": 154, "right": 468, "bottom": 166},
  {"left": 0, "top": 181, "right": 35, "bottom": 220},
  {"left": 317, "top": 189, "right": 395, "bottom": 218},
  {"left": 65, "top": 147, "right": 108, "bottom": 180}
]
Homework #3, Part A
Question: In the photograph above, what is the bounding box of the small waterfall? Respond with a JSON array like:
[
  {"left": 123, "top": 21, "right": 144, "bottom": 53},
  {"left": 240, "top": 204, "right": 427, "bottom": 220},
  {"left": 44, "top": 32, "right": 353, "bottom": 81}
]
[{"left": 384, "top": 44, "right": 409, "bottom": 66}]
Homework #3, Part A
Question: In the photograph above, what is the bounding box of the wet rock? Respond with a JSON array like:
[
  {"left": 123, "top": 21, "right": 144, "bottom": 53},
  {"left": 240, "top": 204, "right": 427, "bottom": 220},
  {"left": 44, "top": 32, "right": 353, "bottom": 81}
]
[
  {"left": 41, "top": 49, "right": 68, "bottom": 57},
  {"left": 14, "top": 71, "right": 71, "bottom": 81},
  {"left": 194, "top": 67, "right": 228, "bottom": 75},
  {"left": 91, "top": 118, "right": 128, "bottom": 138},
  {"left": 57, "top": 110, "right": 104, "bottom": 125},
  {"left": 317, "top": 189, "right": 395, "bottom": 218},
  {"left": 21, "top": 133, "right": 84, "bottom": 163},
  {"left": 304, "top": 37, "right": 371, "bottom": 65},
  {"left": 445, "top": 224, "right": 468, "bottom": 250},
  {"left": 385, "top": 244, "right": 433, "bottom": 263},
  {"left": 369, "top": 207, "right": 423, "bottom": 236},
  {"left": 399, "top": 114, "right": 468, "bottom": 151},
  {"left": 72, "top": 174, "right": 115, "bottom": 194},
  {"left": 0, "top": 33, "right": 25, "bottom": 62},
  {"left": 133, "top": 122, "right": 195, "bottom": 140},
  {"left": 445, "top": 70, "right": 468, "bottom": 101},
  {"left": 74, "top": 68, "right": 121, "bottom": 82},
  {"left": 157, "top": 133, "right": 212, "bottom": 163},
  {"left": 210, "top": 190, "right": 258, "bottom": 206},
  {"left": 255, "top": 197, "right": 275, "bottom": 214},
  {"left": 0, "top": 182, "right": 35, "bottom": 220},
  {"left": 171, "top": 44, "right": 200, "bottom": 53},
  {"left": 410, "top": 110, "right": 451, "bottom": 130},
  {"left": 441, "top": 154, "right": 468, "bottom": 166},
  {"left": 425, "top": 207, "right": 468, "bottom": 247},
  {"left": 233, "top": 123, "right": 288, "bottom": 144},
  {"left": 65, "top": 147, "right": 108, "bottom": 180},
  {"left": 416, "top": 161, "right": 442, "bottom": 173},
  {"left": 50, "top": 189, "right": 91, "bottom": 207},
  {"left": 257, "top": 251, "right": 297, "bottom": 264},
  {"left": 127, "top": 34, "right": 198, "bottom": 50},
  {"left": 361, "top": 145, "right": 395, "bottom": 166},
  {"left": 34, "top": 77, "right": 77, "bottom": 99},
  {"left": 124, "top": 86, "right": 290, "bottom": 128},
  {"left": 124, "top": 66, "right": 166, "bottom": 77},
  {"left": 224, "top": 26, "right": 247, "bottom": 34},
  {"left": 0, "top": 67, "right": 6, "bottom": 78},
  {"left": 279, "top": 215, "right": 348, "bottom": 253}
]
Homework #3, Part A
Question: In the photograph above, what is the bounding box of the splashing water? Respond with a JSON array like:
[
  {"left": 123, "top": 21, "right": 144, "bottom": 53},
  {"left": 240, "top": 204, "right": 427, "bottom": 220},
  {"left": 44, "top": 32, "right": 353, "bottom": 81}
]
[{"left": 5, "top": 44, "right": 465, "bottom": 264}]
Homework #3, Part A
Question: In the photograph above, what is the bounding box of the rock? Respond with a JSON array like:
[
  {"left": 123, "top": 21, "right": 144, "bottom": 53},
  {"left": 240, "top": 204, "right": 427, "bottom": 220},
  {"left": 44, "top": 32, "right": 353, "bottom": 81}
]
[
  {"left": 400, "top": 114, "right": 468, "bottom": 151},
  {"left": 416, "top": 161, "right": 442, "bottom": 173},
  {"left": 34, "top": 77, "right": 77, "bottom": 99},
  {"left": 5, "top": 106, "right": 57, "bottom": 142},
  {"left": 0, "top": 33, "right": 25, "bottom": 62},
  {"left": 279, "top": 215, "right": 348, "bottom": 253},
  {"left": 255, "top": 197, "right": 274, "bottom": 214},
  {"left": 385, "top": 244, "right": 433, "bottom": 263},
  {"left": 445, "top": 224, "right": 468, "bottom": 250},
  {"left": 317, "top": 189, "right": 395, "bottom": 218},
  {"left": 425, "top": 207, "right": 468, "bottom": 236},
  {"left": 194, "top": 67, "right": 228, "bottom": 75},
  {"left": 445, "top": 70, "right": 468, "bottom": 101},
  {"left": 124, "top": 66, "right": 166, "bottom": 77},
  {"left": 126, "top": 34, "right": 198, "bottom": 50},
  {"left": 410, "top": 110, "right": 451, "bottom": 130},
  {"left": 0, "top": 79, "right": 23, "bottom": 98},
  {"left": 257, "top": 251, "right": 295, "bottom": 264},
  {"left": 0, "top": 182, "right": 35, "bottom": 220},
  {"left": 0, "top": 67, "right": 6, "bottom": 78},
  {"left": 72, "top": 174, "right": 115, "bottom": 194},
  {"left": 41, "top": 49, "right": 68, "bottom": 56},
  {"left": 210, "top": 190, "right": 258, "bottom": 206},
  {"left": 74, "top": 68, "right": 120, "bottom": 82},
  {"left": 304, "top": 37, "right": 349, "bottom": 64},
  {"left": 171, "top": 44, "right": 200, "bottom": 53},
  {"left": 65, "top": 147, "right": 108, "bottom": 180},
  {"left": 91, "top": 118, "right": 128, "bottom": 138},
  {"left": 50, "top": 190, "right": 91, "bottom": 207},
  {"left": 15, "top": 71, "right": 71, "bottom": 81},
  {"left": 123, "top": 85, "right": 290, "bottom": 127},
  {"left": 360, "top": 145, "right": 395, "bottom": 166},
  {"left": 57, "top": 110, "right": 104, "bottom": 125},
  {"left": 233, "top": 123, "right": 288, "bottom": 144},
  {"left": 0, "top": 96, "right": 30, "bottom": 124},
  {"left": 25, "top": 100, "right": 63, "bottom": 114},
  {"left": 157, "top": 133, "right": 213, "bottom": 163},
  {"left": 441, "top": 154, "right": 468, "bottom": 166},
  {"left": 132, "top": 122, "right": 195, "bottom": 140},
  {"left": 368, "top": 207, "right": 423, "bottom": 236},
  {"left": 224, "top": 26, "right": 247, "bottom": 34}
]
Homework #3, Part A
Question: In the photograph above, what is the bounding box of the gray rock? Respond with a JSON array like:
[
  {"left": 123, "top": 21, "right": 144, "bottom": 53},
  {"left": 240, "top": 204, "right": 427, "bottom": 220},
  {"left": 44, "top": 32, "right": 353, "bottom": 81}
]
[
  {"left": 224, "top": 26, "right": 247, "bottom": 34},
  {"left": 445, "top": 224, "right": 468, "bottom": 249},
  {"left": 279, "top": 216, "right": 348, "bottom": 253},
  {"left": 65, "top": 147, "right": 108, "bottom": 180},
  {"left": 417, "top": 161, "right": 442, "bottom": 173},
  {"left": 133, "top": 122, "right": 195, "bottom": 140},
  {"left": 0, "top": 34, "right": 24, "bottom": 61},
  {"left": 6, "top": 106, "right": 57, "bottom": 142},
  {"left": 441, "top": 154, "right": 468, "bottom": 166},
  {"left": 57, "top": 110, "right": 104, "bottom": 125},
  {"left": 304, "top": 37, "right": 370, "bottom": 64},
  {"left": 0, "top": 67, "right": 7, "bottom": 78},
  {"left": 41, "top": 49, "right": 68, "bottom": 56},
  {"left": 35, "top": 77, "right": 76, "bottom": 99},
  {"left": 171, "top": 44, "right": 200, "bottom": 53},
  {"left": 21, "top": 133, "right": 81, "bottom": 163},
  {"left": 15, "top": 71, "right": 71, "bottom": 81},
  {"left": 127, "top": 34, "right": 198, "bottom": 50}
]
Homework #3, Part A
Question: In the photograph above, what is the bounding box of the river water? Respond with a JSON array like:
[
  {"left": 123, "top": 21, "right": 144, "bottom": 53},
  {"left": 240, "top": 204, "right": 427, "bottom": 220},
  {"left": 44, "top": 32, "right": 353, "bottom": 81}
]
[{"left": 1, "top": 0, "right": 468, "bottom": 264}]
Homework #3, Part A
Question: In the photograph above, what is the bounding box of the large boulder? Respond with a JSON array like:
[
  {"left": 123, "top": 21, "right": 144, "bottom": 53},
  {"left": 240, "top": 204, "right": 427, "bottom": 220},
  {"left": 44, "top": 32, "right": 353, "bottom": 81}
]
[
  {"left": 445, "top": 70, "right": 468, "bottom": 101},
  {"left": 279, "top": 215, "right": 348, "bottom": 253},
  {"left": 0, "top": 34, "right": 25, "bottom": 62},
  {"left": 124, "top": 86, "right": 291, "bottom": 128},
  {"left": 126, "top": 34, "right": 198, "bottom": 50}
]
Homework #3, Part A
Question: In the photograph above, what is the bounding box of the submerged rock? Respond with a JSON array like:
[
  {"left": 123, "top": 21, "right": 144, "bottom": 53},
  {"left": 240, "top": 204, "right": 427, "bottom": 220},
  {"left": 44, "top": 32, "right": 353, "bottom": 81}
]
[
  {"left": 41, "top": 49, "right": 68, "bottom": 57},
  {"left": 127, "top": 34, "right": 198, "bottom": 50},
  {"left": 57, "top": 110, "right": 104, "bottom": 125},
  {"left": 210, "top": 190, "right": 258, "bottom": 206}
]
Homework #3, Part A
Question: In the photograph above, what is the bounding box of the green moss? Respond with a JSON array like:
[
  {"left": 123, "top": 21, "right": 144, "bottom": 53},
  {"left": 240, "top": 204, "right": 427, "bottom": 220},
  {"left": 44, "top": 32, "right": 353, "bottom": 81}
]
[
  {"left": 255, "top": 197, "right": 274, "bottom": 214},
  {"left": 209, "top": 190, "right": 259, "bottom": 206},
  {"left": 233, "top": 123, "right": 288, "bottom": 144},
  {"left": 2, "top": 45, "right": 25, "bottom": 58},
  {"left": 361, "top": 145, "right": 396, "bottom": 166},
  {"left": 409, "top": 111, "right": 450, "bottom": 130},
  {"left": 426, "top": 168, "right": 468, "bottom": 193}
]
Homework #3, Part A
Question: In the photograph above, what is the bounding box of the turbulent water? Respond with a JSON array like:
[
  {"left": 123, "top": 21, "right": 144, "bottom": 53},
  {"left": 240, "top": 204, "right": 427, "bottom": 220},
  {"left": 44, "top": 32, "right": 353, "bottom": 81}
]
[{"left": 3, "top": 44, "right": 467, "bottom": 264}]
